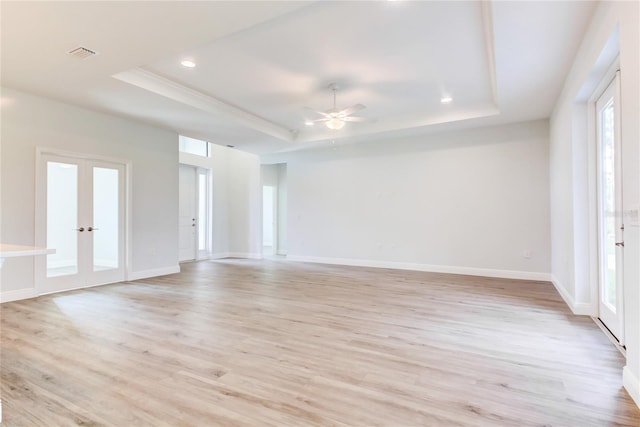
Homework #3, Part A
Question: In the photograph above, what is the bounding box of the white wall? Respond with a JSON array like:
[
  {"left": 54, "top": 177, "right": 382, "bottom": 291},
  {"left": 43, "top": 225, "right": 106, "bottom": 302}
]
[
  {"left": 1, "top": 87, "right": 179, "bottom": 300},
  {"left": 550, "top": 0, "right": 639, "bottom": 407},
  {"left": 281, "top": 120, "right": 550, "bottom": 280},
  {"left": 180, "top": 144, "right": 262, "bottom": 258}
]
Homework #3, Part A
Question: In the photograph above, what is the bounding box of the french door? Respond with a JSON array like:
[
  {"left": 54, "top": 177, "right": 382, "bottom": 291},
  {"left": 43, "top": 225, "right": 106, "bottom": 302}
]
[
  {"left": 36, "top": 152, "right": 126, "bottom": 294},
  {"left": 596, "top": 73, "right": 624, "bottom": 342}
]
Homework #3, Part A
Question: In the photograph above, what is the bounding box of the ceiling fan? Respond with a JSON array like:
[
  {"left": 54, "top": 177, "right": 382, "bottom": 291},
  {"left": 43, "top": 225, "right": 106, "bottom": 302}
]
[{"left": 306, "top": 83, "right": 366, "bottom": 130}]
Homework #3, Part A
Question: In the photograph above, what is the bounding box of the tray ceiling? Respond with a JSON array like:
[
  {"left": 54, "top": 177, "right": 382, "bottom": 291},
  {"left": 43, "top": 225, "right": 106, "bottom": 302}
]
[{"left": 1, "top": 1, "right": 596, "bottom": 155}]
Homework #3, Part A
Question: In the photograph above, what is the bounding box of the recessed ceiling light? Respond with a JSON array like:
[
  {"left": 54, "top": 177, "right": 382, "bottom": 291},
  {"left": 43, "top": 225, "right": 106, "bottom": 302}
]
[
  {"left": 181, "top": 60, "right": 196, "bottom": 68},
  {"left": 304, "top": 121, "right": 314, "bottom": 126},
  {"left": 441, "top": 96, "right": 453, "bottom": 104}
]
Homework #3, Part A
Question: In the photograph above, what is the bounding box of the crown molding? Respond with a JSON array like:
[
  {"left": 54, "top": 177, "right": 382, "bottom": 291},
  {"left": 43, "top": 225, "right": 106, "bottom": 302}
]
[{"left": 113, "top": 68, "right": 295, "bottom": 143}]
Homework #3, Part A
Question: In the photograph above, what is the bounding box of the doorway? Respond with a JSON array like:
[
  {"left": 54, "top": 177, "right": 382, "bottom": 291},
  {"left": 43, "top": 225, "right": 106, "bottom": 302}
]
[
  {"left": 263, "top": 186, "right": 276, "bottom": 255},
  {"left": 179, "top": 165, "right": 197, "bottom": 262},
  {"left": 36, "top": 152, "right": 126, "bottom": 294},
  {"left": 595, "top": 72, "right": 624, "bottom": 342},
  {"left": 179, "top": 164, "right": 210, "bottom": 262}
]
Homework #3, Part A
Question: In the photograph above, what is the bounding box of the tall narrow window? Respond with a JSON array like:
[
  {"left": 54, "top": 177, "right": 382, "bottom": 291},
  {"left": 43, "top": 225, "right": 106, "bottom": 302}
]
[{"left": 197, "top": 171, "right": 208, "bottom": 252}]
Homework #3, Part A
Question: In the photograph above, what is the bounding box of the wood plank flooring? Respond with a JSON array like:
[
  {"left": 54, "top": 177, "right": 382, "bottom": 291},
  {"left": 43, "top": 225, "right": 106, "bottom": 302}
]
[{"left": 2, "top": 259, "right": 639, "bottom": 426}]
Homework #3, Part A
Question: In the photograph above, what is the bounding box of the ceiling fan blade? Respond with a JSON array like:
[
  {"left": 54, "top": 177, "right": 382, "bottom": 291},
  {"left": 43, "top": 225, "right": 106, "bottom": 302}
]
[
  {"left": 339, "top": 103, "right": 366, "bottom": 116},
  {"left": 312, "top": 117, "right": 330, "bottom": 122},
  {"left": 304, "top": 106, "right": 331, "bottom": 118},
  {"left": 342, "top": 116, "right": 367, "bottom": 122}
]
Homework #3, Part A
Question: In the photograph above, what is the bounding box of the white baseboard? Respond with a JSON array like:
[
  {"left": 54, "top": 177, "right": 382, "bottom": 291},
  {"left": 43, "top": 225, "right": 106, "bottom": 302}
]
[
  {"left": 127, "top": 265, "right": 180, "bottom": 281},
  {"left": 209, "top": 252, "right": 231, "bottom": 259},
  {"left": 550, "top": 275, "right": 595, "bottom": 315},
  {"left": 209, "top": 253, "right": 263, "bottom": 260},
  {"left": 0, "top": 287, "right": 38, "bottom": 303},
  {"left": 287, "top": 255, "right": 551, "bottom": 282},
  {"left": 226, "top": 252, "right": 263, "bottom": 260},
  {"left": 572, "top": 302, "right": 595, "bottom": 315},
  {"left": 623, "top": 366, "right": 640, "bottom": 409}
]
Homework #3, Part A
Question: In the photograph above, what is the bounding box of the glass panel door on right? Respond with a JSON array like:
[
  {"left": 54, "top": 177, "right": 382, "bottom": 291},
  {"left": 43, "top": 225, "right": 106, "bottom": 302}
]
[
  {"left": 596, "top": 74, "right": 624, "bottom": 343},
  {"left": 89, "top": 161, "right": 125, "bottom": 285}
]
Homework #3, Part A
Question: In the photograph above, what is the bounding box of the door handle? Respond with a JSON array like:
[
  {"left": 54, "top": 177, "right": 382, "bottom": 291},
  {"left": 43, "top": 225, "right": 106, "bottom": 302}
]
[
  {"left": 75, "top": 227, "right": 85, "bottom": 232},
  {"left": 615, "top": 241, "right": 624, "bottom": 247},
  {"left": 87, "top": 227, "right": 99, "bottom": 232}
]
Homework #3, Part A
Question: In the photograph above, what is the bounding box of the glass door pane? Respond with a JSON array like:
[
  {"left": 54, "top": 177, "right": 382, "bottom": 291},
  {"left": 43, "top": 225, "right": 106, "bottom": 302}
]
[
  {"left": 600, "top": 100, "right": 616, "bottom": 310},
  {"left": 596, "top": 73, "right": 623, "bottom": 342},
  {"left": 92, "top": 167, "right": 119, "bottom": 272},
  {"left": 46, "top": 162, "right": 79, "bottom": 278}
]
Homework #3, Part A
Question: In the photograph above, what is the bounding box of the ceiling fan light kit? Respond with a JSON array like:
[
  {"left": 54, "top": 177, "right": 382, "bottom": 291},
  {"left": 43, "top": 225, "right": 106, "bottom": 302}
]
[
  {"left": 326, "top": 117, "right": 346, "bottom": 130},
  {"left": 307, "top": 83, "right": 367, "bottom": 131}
]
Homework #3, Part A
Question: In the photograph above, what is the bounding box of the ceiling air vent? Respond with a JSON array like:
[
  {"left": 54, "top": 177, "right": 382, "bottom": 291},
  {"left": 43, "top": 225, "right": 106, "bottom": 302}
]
[{"left": 67, "top": 46, "right": 98, "bottom": 59}]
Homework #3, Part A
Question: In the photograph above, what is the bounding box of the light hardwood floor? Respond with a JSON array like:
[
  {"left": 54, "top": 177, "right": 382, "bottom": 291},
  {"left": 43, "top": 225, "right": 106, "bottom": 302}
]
[{"left": 2, "top": 259, "right": 639, "bottom": 426}]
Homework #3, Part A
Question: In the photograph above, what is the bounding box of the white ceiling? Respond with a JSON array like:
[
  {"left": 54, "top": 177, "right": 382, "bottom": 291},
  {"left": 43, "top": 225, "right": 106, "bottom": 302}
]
[{"left": 1, "top": 1, "right": 596, "bottom": 156}]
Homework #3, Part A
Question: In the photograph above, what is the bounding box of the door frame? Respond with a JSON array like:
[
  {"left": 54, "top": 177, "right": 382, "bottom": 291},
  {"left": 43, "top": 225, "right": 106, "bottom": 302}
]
[
  {"left": 178, "top": 163, "right": 197, "bottom": 262},
  {"left": 587, "top": 59, "right": 624, "bottom": 344},
  {"left": 35, "top": 147, "right": 132, "bottom": 293},
  {"left": 178, "top": 164, "right": 211, "bottom": 262}
]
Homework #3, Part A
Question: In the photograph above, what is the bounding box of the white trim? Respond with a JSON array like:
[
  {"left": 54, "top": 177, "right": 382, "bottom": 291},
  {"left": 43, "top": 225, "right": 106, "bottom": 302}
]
[
  {"left": 113, "top": 68, "right": 294, "bottom": 143},
  {"left": 125, "top": 162, "right": 134, "bottom": 287},
  {"left": 480, "top": 0, "right": 498, "bottom": 106},
  {"left": 34, "top": 148, "right": 131, "bottom": 294},
  {"left": 623, "top": 366, "right": 640, "bottom": 409},
  {"left": 588, "top": 57, "right": 620, "bottom": 104},
  {"left": 592, "top": 317, "right": 626, "bottom": 356},
  {"left": 572, "top": 302, "right": 595, "bottom": 316},
  {"left": 0, "top": 288, "right": 38, "bottom": 303},
  {"left": 208, "top": 252, "right": 263, "bottom": 260},
  {"left": 550, "top": 274, "right": 596, "bottom": 315},
  {"left": 288, "top": 255, "right": 550, "bottom": 281},
  {"left": 209, "top": 252, "right": 231, "bottom": 259},
  {"left": 126, "top": 265, "right": 180, "bottom": 281},
  {"left": 227, "top": 252, "right": 263, "bottom": 260},
  {"left": 585, "top": 56, "right": 622, "bottom": 338}
]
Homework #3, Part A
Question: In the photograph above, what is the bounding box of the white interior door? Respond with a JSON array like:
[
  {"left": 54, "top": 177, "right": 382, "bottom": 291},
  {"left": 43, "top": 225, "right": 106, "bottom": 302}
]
[
  {"left": 36, "top": 153, "right": 125, "bottom": 294},
  {"left": 179, "top": 164, "right": 197, "bottom": 262},
  {"left": 596, "top": 74, "right": 624, "bottom": 342}
]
